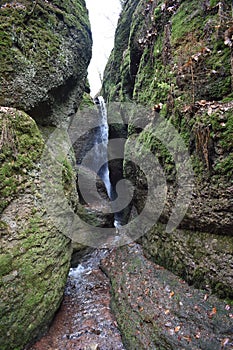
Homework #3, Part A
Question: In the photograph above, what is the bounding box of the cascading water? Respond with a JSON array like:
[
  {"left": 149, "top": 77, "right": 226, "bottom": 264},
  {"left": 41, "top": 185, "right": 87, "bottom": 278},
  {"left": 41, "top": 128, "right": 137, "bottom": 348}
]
[
  {"left": 94, "top": 96, "right": 125, "bottom": 229},
  {"left": 94, "top": 96, "right": 112, "bottom": 198}
]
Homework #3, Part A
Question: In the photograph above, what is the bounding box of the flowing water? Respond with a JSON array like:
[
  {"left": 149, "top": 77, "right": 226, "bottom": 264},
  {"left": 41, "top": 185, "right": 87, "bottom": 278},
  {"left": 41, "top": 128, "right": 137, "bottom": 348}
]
[
  {"left": 94, "top": 96, "right": 112, "bottom": 198},
  {"left": 94, "top": 96, "right": 124, "bottom": 228},
  {"left": 29, "top": 249, "right": 126, "bottom": 350},
  {"left": 28, "top": 97, "right": 127, "bottom": 349}
]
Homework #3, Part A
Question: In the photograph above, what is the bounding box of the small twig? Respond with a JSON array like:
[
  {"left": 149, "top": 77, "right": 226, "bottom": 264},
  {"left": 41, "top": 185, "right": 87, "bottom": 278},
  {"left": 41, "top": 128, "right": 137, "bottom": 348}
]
[{"left": 190, "top": 61, "right": 195, "bottom": 104}]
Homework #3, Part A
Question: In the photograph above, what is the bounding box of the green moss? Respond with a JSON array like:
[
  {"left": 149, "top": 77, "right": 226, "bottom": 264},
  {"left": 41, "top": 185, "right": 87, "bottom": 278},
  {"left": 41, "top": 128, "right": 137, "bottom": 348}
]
[
  {"left": 142, "top": 222, "right": 233, "bottom": 299},
  {"left": 209, "top": 0, "right": 220, "bottom": 7},
  {"left": 219, "top": 111, "right": 233, "bottom": 150},
  {"left": 133, "top": 39, "right": 164, "bottom": 105},
  {"left": 0, "top": 109, "right": 44, "bottom": 213},
  {"left": 204, "top": 47, "right": 231, "bottom": 100},
  {"left": 0, "top": 202, "right": 71, "bottom": 349},
  {"left": 79, "top": 92, "right": 94, "bottom": 110},
  {"left": 62, "top": 157, "right": 74, "bottom": 187},
  {"left": 214, "top": 153, "right": 233, "bottom": 178},
  {"left": 137, "top": 127, "right": 176, "bottom": 181},
  {"left": 213, "top": 282, "right": 232, "bottom": 299},
  {"left": 171, "top": 1, "right": 204, "bottom": 45},
  {"left": 0, "top": 0, "right": 91, "bottom": 81},
  {"left": 193, "top": 267, "right": 209, "bottom": 287},
  {"left": 102, "top": 0, "right": 140, "bottom": 101},
  {"left": 0, "top": 254, "right": 13, "bottom": 276},
  {"left": 191, "top": 155, "right": 205, "bottom": 178}
]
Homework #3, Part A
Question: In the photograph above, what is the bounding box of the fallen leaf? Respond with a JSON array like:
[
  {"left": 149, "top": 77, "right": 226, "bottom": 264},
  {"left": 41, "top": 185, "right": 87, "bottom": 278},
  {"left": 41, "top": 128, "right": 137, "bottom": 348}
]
[
  {"left": 195, "top": 332, "right": 201, "bottom": 339},
  {"left": 204, "top": 294, "right": 209, "bottom": 301},
  {"left": 175, "top": 326, "right": 181, "bottom": 333},
  {"left": 165, "top": 322, "right": 172, "bottom": 327},
  {"left": 183, "top": 335, "right": 192, "bottom": 342},
  {"left": 212, "top": 307, "right": 217, "bottom": 314},
  {"left": 165, "top": 309, "right": 170, "bottom": 315},
  {"left": 221, "top": 338, "right": 229, "bottom": 347},
  {"left": 208, "top": 307, "right": 217, "bottom": 318},
  {"left": 170, "top": 291, "right": 175, "bottom": 298},
  {"left": 225, "top": 305, "right": 231, "bottom": 311}
]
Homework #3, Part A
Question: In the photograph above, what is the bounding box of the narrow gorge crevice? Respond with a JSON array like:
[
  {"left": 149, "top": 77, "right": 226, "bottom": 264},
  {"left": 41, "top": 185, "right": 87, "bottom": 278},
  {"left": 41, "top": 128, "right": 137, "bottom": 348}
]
[{"left": 1, "top": 1, "right": 233, "bottom": 349}]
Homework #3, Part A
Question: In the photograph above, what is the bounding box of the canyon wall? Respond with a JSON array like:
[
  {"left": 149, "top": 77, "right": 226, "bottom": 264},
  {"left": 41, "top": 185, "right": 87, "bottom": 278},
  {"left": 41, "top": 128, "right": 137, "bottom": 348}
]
[
  {"left": 103, "top": 0, "right": 233, "bottom": 297},
  {"left": 0, "top": 1, "right": 92, "bottom": 349}
]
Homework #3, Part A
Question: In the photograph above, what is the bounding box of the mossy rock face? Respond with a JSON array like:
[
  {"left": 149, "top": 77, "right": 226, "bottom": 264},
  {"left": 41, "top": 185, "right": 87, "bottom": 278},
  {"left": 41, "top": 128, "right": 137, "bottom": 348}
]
[
  {"left": 0, "top": 107, "right": 43, "bottom": 213},
  {"left": 123, "top": 100, "right": 233, "bottom": 235},
  {"left": 103, "top": 0, "right": 232, "bottom": 105},
  {"left": 103, "top": 0, "right": 233, "bottom": 296},
  {"left": 0, "top": 0, "right": 92, "bottom": 126},
  {"left": 141, "top": 222, "right": 233, "bottom": 299},
  {"left": 0, "top": 108, "right": 72, "bottom": 350},
  {"left": 102, "top": 0, "right": 140, "bottom": 102}
]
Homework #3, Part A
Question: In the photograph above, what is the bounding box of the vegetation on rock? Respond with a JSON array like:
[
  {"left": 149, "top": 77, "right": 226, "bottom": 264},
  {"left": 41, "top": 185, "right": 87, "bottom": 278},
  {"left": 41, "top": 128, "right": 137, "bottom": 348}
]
[
  {"left": 102, "top": 0, "right": 233, "bottom": 302},
  {"left": 0, "top": 1, "right": 92, "bottom": 349},
  {"left": 0, "top": 108, "right": 72, "bottom": 350},
  {"left": 0, "top": 107, "right": 43, "bottom": 212},
  {"left": 0, "top": 0, "right": 92, "bottom": 125}
]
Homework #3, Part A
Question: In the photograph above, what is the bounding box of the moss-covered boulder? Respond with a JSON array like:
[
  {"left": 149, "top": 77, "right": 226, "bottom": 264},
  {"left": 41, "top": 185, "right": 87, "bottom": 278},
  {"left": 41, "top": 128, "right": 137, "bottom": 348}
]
[
  {"left": 0, "top": 108, "right": 72, "bottom": 350},
  {"left": 0, "top": 0, "right": 92, "bottom": 126},
  {"left": 102, "top": 0, "right": 233, "bottom": 298}
]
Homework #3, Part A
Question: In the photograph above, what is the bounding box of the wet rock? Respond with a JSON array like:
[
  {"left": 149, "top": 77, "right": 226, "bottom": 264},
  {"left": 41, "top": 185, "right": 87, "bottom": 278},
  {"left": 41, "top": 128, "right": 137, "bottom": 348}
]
[
  {"left": 28, "top": 249, "right": 126, "bottom": 350},
  {"left": 101, "top": 243, "right": 233, "bottom": 350}
]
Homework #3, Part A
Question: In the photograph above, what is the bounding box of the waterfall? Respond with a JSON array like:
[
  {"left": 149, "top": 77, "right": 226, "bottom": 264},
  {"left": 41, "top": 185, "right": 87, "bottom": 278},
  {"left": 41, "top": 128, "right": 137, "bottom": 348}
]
[
  {"left": 94, "top": 96, "right": 112, "bottom": 198},
  {"left": 95, "top": 97, "right": 124, "bottom": 229}
]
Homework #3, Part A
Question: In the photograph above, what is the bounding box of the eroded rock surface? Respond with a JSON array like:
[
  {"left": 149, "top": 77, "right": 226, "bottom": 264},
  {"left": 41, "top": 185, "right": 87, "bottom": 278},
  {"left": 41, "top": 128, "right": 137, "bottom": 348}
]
[
  {"left": 0, "top": 108, "right": 72, "bottom": 349},
  {"left": 0, "top": 0, "right": 92, "bottom": 126},
  {"left": 0, "top": 1, "right": 92, "bottom": 349},
  {"left": 101, "top": 243, "right": 233, "bottom": 350},
  {"left": 102, "top": 0, "right": 233, "bottom": 298}
]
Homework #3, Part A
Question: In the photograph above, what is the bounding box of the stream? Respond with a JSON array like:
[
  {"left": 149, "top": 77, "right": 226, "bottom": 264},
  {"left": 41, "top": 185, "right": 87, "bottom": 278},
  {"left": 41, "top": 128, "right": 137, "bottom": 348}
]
[
  {"left": 28, "top": 97, "right": 127, "bottom": 350},
  {"left": 28, "top": 248, "right": 126, "bottom": 350}
]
